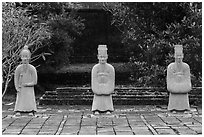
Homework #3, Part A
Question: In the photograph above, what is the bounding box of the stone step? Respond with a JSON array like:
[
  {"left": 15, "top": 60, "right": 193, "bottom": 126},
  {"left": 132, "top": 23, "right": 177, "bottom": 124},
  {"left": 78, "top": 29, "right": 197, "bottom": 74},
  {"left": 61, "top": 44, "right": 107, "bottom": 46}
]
[
  {"left": 39, "top": 98, "right": 168, "bottom": 105},
  {"left": 55, "top": 87, "right": 201, "bottom": 93},
  {"left": 39, "top": 87, "right": 202, "bottom": 105},
  {"left": 43, "top": 90, "right": 169, "bottom": 96},
  {"left": 56, "top": 87, "right": 167, "bottom": 93}
]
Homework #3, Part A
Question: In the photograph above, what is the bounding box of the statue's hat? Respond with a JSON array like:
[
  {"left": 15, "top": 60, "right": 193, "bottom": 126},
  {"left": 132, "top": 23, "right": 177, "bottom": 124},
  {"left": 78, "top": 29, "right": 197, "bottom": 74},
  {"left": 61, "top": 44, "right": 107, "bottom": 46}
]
[
  {"left": 98, "top": 45, "right": 108, "bottom": 56},
  {"left": 174, "top": 45, "right": 183, "bottom": 55},
  {"left": 20, "top": 45, "right": 31, "bottom": 58}
]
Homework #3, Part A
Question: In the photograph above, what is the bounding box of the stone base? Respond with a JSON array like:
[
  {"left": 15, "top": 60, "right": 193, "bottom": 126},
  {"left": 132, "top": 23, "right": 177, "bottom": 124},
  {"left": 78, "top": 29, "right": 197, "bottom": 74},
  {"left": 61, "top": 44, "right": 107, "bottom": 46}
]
[{"left": 39, "top": 87, "right": 201, "bottom": 106}]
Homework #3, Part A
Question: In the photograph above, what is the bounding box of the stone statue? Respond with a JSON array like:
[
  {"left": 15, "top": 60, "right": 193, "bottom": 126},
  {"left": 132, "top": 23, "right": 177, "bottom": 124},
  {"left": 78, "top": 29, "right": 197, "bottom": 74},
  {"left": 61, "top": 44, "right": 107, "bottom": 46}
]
[
  {"left": 167, "top": 45, "right": 191, "bottom": 113},
  {"left": 14, "top": 46, "right": 37, "bottom": 116},
  {"left": 91, "top": 45, "right": 115, "bottom": 115}
]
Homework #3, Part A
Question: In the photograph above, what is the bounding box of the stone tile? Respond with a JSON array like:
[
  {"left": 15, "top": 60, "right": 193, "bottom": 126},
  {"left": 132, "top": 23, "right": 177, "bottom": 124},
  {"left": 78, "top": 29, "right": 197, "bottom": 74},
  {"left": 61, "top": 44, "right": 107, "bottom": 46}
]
[
  {"left": 2, "top": 119, "right": 15, "bottom": 124},
  {"left": 97, "top": 127, "right": 114, "bottom": 132},
  {"left": 2, "top": 125, "right": 8, "bottom": 129},
  {"left": 81, "top": 120, "right": 96, "bottom": 126},
  {"left": 29, "top": 119, "right": 47, "bottom": 124},
  {"left": 147, "top": 121, "right": 165, "bottom": 126},
  {"left": 80, "top": 126, "right": 96, "bottom": 134},
  {"left": 144, "top": 118, "right": 162, "bottom": 122},
  {"left": 131, "top": 126, "right": 149, "bottom": 130},
  {"left": 25, "top": 124, "right": 42, "bottom": 129},
  {"left": 184, "top": 121, "right": 201, "bottom": 126},
  {"left": 153, "top": 126, "right": 171, "bottom": 129},
  {"left": 114, "top": 126, "right": 132, "bottom": 132},
  {"left": 127, "top": 115, "right": 143, "bottom": 119},
  {"left": 43, "top": 125, "right": 61, "bottom": 130},
  {"left": 197, "top": 108, "right": 202, "bottom": 114},
  {"left": 2, "top": 132, "right": 19, "bottom": 135},
  {"left": 129, "top": 121, "right": 147, "bottom": 127},
  {"left": 60, "top": 129, "right": 78, "bottom": 135},
  {"left": 5, "top": 125, "right": 25, "bottom": 129},
  {"left": 21, "top": 128, "right": 39, "bottom": 132},
  {"left": 20, "top": 129, "right": 39, "bottom": 135},
  {"left": 37, "top": 132, "right": 56, "bottom": 135},
  {"left": 79, "top": 131, "right": 96, "bottom": 135},
  {"left": 115, "top": 131, "right": 134, "bottom": 135},
  {"left": 150, "top": 122, "right": 168, "bottom": 127},
  {"left": 160, "top": 117, "right": 181, "bottom": 125},
  {"left": 177, "top": 117, "right": 196, "bottom": 122},
  {"left": 114, "top": 122, "right": 129, "bottom": 127},
  {"left": 170, "top": 125, "right": 187, "bottom": 129},
  {"left": 60, "top": 132, "right": 78, "bottom": 135},
  {"left": 43, "top": 121, "right": 61, "bottom": 125},
  {"left": 2, "top": 105, "right": 201, "bottom": 135},
  {"left": 64, "top": 119, "right": 81, "bottom": 126},
  {"left": 97, "top": 131, "right": 115, "bottom": 135},
  {"left": 156, "top": 128, "right": 177, "bottom": 135},
  {"left": 10, "top": 123, "right": 27, "bottom": 127},
  {"left": 61, "top": 125, "right": 79, "bottom": 134},
  {"left": 3, "top": 128, "right": 22, "bottom": 133},
  {"left": 39, "top": 128, "right": 58, "bottom": 132},
  {"left": 97, "top": 119, "right": 113, "bottom": 125},
  {"left": 132, "top": 129, "right": 153, "bottom": 135},
  {"left": 12, "top": 120, "right": 31, "bottom": 124},
  {"left": 20, "top": 132, "right": 38, "bottom": 135},
  {"left": 112, "top": 117, "right": 127, "bottom": 122},
  {"left": 187, "top": 125, "right": 202, "bottom": 134},
  {"left": 193, "top": 117, "right": 202, "bottom": 123},
  {"left": 38, "top": 127, "right": 58, "bottom": 134},
  {"left": 97, "top": 119, "right": 114, "bottom": 127},
  {"left": 173, "top": 127, "right": 198, "bottom": 135},
  {"left": 2, "top": 123, "right": 10, "bottom": 128},
  {"left": 14, "top": 118, "right": 32, "bottom": 122}
]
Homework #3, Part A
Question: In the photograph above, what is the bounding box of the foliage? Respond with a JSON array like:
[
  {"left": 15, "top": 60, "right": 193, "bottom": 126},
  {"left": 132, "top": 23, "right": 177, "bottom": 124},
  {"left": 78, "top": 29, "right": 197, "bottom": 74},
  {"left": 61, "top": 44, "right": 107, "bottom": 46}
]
[
  {"left": 21, "top": 2, "right": 85, "bottom": 69},
  {"left": 129, "top": 61, "right": 166, "bottom": 87},
  {"left": 104, "top": 2, "right": 202, "bottom": 87},
  {"left": 2, "top": 2, "right": 51, "bottom": 97},
  {"left": 164, "top": 3, "right": 202, "bottom": 78},
  {"left": 2, "top": 2, "right": 86, "bottom": 96},
  {"left": 46, "top": 14, "right": 85, "bottom": 68}
]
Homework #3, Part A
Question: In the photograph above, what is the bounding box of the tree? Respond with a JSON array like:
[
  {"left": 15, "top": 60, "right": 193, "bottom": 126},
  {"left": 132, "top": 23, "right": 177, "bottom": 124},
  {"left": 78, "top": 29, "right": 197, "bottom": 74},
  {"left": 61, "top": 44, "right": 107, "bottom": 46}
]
[
  {"left": 2, "top": 2, "right": 86, "bottom": 96},
  {"left": 164, "top": 3, "right": 202, "bottom": 86},
  {"left": 104, "top": 2, "right": 201, "bottom": 86},
  {"left": 2, "top": 2, "right": 51, "bottom": 97},
  {"left": 21, "top": 2, "right": 85, "bottom": 69},
  {"left": 46, "top": 12, "right": 85, "bottom": 68}
]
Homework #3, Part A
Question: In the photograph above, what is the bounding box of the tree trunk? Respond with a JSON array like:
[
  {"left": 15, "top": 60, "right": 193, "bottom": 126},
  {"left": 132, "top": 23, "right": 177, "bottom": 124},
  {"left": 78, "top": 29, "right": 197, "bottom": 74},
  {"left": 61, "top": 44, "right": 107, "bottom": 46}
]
[
  {"left": 2, "top": 79, "right": 10, "bottom": 98},
  {"left": 2, "top": 63, "right": 12, "bottom": 98}
]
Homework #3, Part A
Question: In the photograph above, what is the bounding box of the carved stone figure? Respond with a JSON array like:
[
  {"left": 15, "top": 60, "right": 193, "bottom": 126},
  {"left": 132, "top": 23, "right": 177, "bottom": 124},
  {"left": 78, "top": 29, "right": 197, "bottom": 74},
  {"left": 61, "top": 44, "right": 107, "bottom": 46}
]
[
  {"left": 167, "top": 45, "right": 191, "bottom": 113},
  {"left": 91, "top": 45, "right": 115, "bottom": 114},
  {"left": 14, "top": 46, "right": 37, "bottom": 116}
]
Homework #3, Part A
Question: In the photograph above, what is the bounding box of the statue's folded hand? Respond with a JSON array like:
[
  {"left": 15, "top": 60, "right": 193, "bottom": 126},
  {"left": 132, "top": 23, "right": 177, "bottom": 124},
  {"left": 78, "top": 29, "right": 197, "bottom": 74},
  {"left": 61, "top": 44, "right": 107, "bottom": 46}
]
[
  {"left": 17, "top": 89, "right": 21, "bottom": 93},
  {"left": 22, "top": 82, "right": 34, "bottom": 87}
]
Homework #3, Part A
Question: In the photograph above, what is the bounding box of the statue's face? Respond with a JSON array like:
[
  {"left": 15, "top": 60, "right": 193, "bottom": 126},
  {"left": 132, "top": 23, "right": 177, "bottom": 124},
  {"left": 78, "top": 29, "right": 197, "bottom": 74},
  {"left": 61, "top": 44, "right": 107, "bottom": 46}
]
[
  {"left": 98, "top": 55, "right": 108, "bottom": 64},
  {"left": 21, "top": 52, "right": 30, "bottom": 64},
  {"left": 174, "top": 53, "right": 183, "bottom": 63}
]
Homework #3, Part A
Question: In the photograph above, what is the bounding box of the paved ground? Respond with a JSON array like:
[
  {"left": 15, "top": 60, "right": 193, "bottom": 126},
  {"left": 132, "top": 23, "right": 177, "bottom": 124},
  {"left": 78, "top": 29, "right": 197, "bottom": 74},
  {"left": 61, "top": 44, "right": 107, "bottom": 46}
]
[{"left": 2, "top": 105, "right": 202, "bottom": 135}]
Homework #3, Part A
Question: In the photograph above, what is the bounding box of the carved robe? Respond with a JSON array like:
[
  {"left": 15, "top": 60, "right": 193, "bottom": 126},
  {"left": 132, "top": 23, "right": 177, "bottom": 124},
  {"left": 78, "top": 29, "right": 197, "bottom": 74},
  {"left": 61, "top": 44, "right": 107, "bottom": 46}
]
[
  {"left": 167, "top": 62, "right": 191, "bottom": 111},
  {"left": 14, "top": 64, "right": 37, "bottom": 112},
  {"left": 91, "top": 63, "right": 115, "bottom": 112}
]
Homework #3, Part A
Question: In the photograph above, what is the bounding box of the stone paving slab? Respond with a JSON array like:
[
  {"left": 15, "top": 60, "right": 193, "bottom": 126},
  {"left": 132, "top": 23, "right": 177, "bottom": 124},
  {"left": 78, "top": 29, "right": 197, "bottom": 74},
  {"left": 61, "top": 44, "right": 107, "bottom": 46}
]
[
  {"left": 2, "top": 105, "right": 202, "bottom": 135},
  {"left": 156, "top": 128, "right": 177, "bottom": 135},
  {"left": 97, "top": 131, "right": 115, "bottom": 135},
  {"left": 132, "top": 129, "right": 153, "bottom": 135}
]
